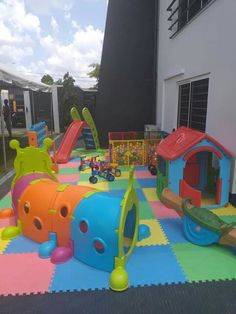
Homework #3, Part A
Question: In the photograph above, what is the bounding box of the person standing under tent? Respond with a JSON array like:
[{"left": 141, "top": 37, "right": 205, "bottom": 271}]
[{"left": 2, "top": 99, "right": 12, "bottom": 138}]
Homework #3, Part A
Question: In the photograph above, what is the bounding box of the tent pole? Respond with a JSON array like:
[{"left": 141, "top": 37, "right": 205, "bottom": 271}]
[{"left": 0, "top": 98, "right": 7, "bottom": 171}]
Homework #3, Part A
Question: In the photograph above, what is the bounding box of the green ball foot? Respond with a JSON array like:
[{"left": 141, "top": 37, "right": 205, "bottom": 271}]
[
  {"left": 109, "top": 267, "right": 129, "bottom": 292},
  {"left": 1, "top": 226, "right": 21, "bottom": 240}
]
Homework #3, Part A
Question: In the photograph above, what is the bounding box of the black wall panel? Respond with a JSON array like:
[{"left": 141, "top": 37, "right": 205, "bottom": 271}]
[{"left": 96, "top": 0, "right": 158, "bottom": 147}]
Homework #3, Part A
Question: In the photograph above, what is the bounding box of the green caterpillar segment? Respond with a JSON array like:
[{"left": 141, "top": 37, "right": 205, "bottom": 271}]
[
  {"left": 82, "top": 107, "right": 100, "bottom": 150},
  {"left": 10, "top": 138, "right": 58, "bottom": 188}
]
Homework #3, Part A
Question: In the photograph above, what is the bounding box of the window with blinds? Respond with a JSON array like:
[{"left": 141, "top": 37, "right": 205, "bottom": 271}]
[{"left": 177, "top": 78, "right": 209, "bottom": 131}]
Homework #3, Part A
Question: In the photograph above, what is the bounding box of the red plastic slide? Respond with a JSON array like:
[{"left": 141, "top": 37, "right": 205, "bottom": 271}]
[{"left": 56, "top": 120, "right": 87, "bottom": 164}]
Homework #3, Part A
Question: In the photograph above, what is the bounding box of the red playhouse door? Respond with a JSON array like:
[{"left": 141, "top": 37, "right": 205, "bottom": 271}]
[
  {"left": 180, "top": 179, "right": 201, "bottom": 207},
  {"left": 183, "top": 155, "right": 200, "bottom": 187},
  {"left": 216, "top": 178, "right": 222, "bottom": 204}
]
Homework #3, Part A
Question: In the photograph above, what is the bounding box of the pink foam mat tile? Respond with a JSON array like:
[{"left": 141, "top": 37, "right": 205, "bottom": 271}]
[
  {"left": 58, "top": 162, "right": 81, "bottom": 169},
  {"left": 0, "top": 253, "right": 55, "bottom": 296},
  {"left": 134, "top": 170, "right": 154, "bottom": 179},
  {"left": 57, "top": 174, "right": 80, "bottom": 183},
  {"left": 150, "top": 201, "right": 180, "bottom": 219}
]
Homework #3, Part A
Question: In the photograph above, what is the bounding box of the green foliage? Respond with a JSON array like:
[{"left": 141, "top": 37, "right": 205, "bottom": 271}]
[
  {"left": 60, "top": 72, "right": 77, "bottom": 129},
  {"left": 41, "top": 74, "right": 54, "bottom": 85},
  {"left": 87, "top": 63, "right": 100, "bottom": 88},
  {"left": 55, "top": 78, "right": 63, "bottom": 85}
]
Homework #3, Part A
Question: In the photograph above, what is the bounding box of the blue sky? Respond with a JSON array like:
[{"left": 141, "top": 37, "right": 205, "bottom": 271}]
[{"left": 0, "top": 0, "right": 108, "bottom": 87}]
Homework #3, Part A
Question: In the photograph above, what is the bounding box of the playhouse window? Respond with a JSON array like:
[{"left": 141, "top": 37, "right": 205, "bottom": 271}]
[{"left": 177, "top": 78, "right": 209, "bottom": 131}]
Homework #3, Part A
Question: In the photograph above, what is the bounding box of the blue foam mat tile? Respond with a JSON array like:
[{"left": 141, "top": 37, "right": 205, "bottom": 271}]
[
  {"left": 134, "top": 166, "right": 147, "bottom": 171},
  {"left": 110, "top": 188, "right": 146, "bottom": 201},
  {"left": 4, "top": 236, "right": 40, "bottom": 254},
  {"left": 110, "top": 189, "right": 126, "bottom": 197},
  {"left": 69, "top": 157, "right": 81, "bottom": 162},
  {"left": 136, "top": 189, "right": 147, "bottom": 202},
  {"left": 138, "top": 178, "right": 157, "bottom": 188},
  {"left": 127, "top": 245, "right": 187, "bottom": 286},
  {"left": 50, "top": 258, "right": 110, "bottom": 292},
  {"left": 159, "top": 219, "right": 188, "bottom": 244}
]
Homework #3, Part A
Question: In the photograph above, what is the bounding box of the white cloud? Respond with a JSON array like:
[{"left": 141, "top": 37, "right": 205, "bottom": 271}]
[
  {"left": 65, "top": 11, "right": 71, "bottom": 19},
  {"left": 0, "top": 0, "right": 39, "bottom": 65},
  {"left": 0, "top": 0, "right": 41, "bottom": 35},
  {"left": 38, "top": 25, "right": 104, "bottom": 86},
  {"left": 25, "top": 0, "right": 75, "bottom": 15},
  {"left": 0, "top": 0, "right": 105, "bottom": 87},
  {"left": 50, "top": 16, "right": 59, "bottom": 34}
]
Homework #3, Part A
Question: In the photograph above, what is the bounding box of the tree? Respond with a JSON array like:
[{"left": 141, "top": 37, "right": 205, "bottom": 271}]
[
  {"left": 60, "top": 72, "right": 77, "bottom": 129},
  {"left": 87, "top": 63, "right": 100, "bottom": 88},
  {"left": 55, "top": 78, "right": 63, "bottom": 85},
  {"left": 41, "top": 74, "right": 54, "bottom": 85}
]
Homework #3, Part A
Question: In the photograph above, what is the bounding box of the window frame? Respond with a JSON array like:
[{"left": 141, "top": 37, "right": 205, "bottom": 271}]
[
  {"left": 177, "top": 76, "right": 209, "bottom": 132},
  {"left": 167, "top": 0, "right": 217, "bottom": 38}
]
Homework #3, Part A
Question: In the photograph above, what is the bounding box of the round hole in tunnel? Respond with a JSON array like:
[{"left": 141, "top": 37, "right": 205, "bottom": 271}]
[
  {"left": 94, "top": 239, "right": 105, "bottom": 254},
  {"left": 79, "top": 220, "right": 88, "bottom": 233},
  {"left": 60, "top": 206, "right": 68, "bottom": 218},
  {"left": 33, "top": 217, "right": 42, "bottom": 230},
  {"left": 23, "top": 202, "right": 30, "bottom": 214}
]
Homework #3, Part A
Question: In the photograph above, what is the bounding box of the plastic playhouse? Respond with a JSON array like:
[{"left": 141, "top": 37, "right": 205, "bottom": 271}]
[
  {"left": 156, "top": 127, "right": 232, "bottom": 208},
  {"left": 109, "top": 131, "right": 161, "bottom": 166},
  {"left": 0, "top": 138, "right": 150, "bottom": 292}
]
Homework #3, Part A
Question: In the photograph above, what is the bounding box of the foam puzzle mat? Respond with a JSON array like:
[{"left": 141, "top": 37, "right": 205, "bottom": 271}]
[{"left": 1, "top": 150, "right": 236, "bottom": 296}]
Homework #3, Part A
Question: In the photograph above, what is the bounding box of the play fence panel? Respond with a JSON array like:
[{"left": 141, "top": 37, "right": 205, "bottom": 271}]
[{"left": 109, "top": 131, "right": 161, "bottom": 166}]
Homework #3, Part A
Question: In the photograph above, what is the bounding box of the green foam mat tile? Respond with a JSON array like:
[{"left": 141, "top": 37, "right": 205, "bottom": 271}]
[
  {"left": 218, "top": 216, "right": 236, "bottom": 225},
  {"left": 108, "top": 179, "right": 141, "bottom": 190},
  {"left": 59, "top": 167, "right": 79, "bottom": 175},
  {"left": 0, "top": 195, "right": 11, "bottom": 210},
  {"left": 78, "top": 172, "right": 93, "bottom": 182},
  {"left": 139, "top": 201, "right": 156, "bottom": 219},
  {"left": 172, "top": 243, "right": 236, "bottom": 283}
]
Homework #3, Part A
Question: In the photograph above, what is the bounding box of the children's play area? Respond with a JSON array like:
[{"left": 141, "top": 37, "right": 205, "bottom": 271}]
[{"left": 1, "top": 107, "right": 236, "bottom": 301}]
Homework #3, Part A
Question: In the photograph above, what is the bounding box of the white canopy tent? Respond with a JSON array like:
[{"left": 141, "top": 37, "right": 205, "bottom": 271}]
[
  {"left": 0, "top": 63, "right": 51, "bottom": 92},
  {"left": 0, "top": 64, "right": 52, "bottom": 172}
]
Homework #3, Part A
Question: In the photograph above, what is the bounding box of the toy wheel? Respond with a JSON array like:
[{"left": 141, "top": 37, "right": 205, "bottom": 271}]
[
  {"left": 183, "top": 216, "right": 219, "bottom": 246},
  {"left": 115, "top": 169, "right": 121, "bottom": 177},
  {"left": 108, "top": 174, "right": 115, "bottom": 182},
  {"left": 90, "top": 162, "right": 99, "bottom": 170},
  {"left": 79, "top": 165, "right": 84, "bottom": 171},
  {"left": 89, "top": 176, "right": 98, "bottom": 184},
  {"left": 148, "top": 165, "right": 157, "bottom": 175}
]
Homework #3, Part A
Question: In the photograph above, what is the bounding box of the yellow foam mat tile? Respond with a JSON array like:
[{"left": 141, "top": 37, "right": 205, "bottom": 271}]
[
  {"left": 80, "top": 168, "right": 91, "bottom": 174},
  {"left": 212, "top": 206, "right": 236, "bottom": 216},
  {"left": 142, "top": 188, "right": 159, "bottom": 202},
  {"left": 77, "top": 181, "right": 109, "bottom": 191},
  {"left": 137, "top": 219, "right": 168, "bottom": 246},
  {"left": 0, "top": 228, "right": 11, "bottom": 254},
  {"left": 115, "top": 171, "right": 129, "bottom": 180}
]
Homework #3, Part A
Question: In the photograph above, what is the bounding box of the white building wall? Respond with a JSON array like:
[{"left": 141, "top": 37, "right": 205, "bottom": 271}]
[{"left": 157, "top": 0, "right": 236, "bottom": 194}]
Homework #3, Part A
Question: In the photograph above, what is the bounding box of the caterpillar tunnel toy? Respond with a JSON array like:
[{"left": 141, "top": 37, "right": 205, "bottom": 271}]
[{"left": 0, "top": 139, "right": 150, "bottom": 292}]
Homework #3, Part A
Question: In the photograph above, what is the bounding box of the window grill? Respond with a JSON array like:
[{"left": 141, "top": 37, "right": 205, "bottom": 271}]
[
  {"left": 167, "top": 0, "right": 215, "bottom": 38},
  {"left": 177, "top": 78, "right": 209, "bottom": 132}
]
